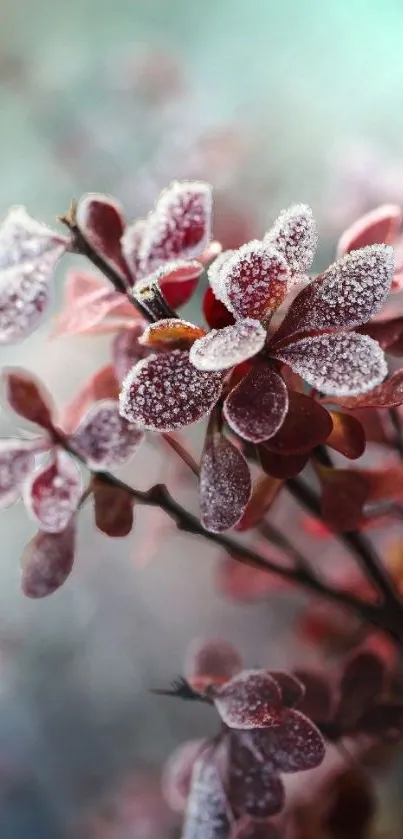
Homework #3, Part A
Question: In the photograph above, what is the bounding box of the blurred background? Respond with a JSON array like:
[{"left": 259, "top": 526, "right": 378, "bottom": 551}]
[{"left": 1, "top": 0, "right": 403, "bottom": 835}]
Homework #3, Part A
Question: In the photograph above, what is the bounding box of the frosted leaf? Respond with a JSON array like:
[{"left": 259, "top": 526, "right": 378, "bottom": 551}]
[
  {"left": 337, "top": 204, "right": 402, "bottom": 257},
  {"left": 203, "top": 287, "right": 235, "bottom": 330},
  {"left": 2, "top": 368, "right": 54, "bottom": 430},
  {"left": 190, "top": 319, "right": 265, "bottom": 373},
  {"left": 274, "top": 245, "right": 394, "bottom": 341},
  {"left": 23, "top": 451, "right": 81, "bottom": 533},
  {"left": 224, "top": 364, "right": 288, "bottom": 443},
  {"left": 329, "top": 369, "right": 403, "bottom": 409},
  {"left": 69, "top": 399, "right": 144, "bottom": 469},
  {"left": 207, "top": 250, "right": 235, "bottom": 309},
  {"left": 0, "top": 438, "right": 37, "bottom": 510},
  {"left": 112, "top": 325, "right": 149, "bottom": 384},
  {"left": 147, "top": 259, "right": 204, "bottom": 309},
  {"left": 182, "top": 749, "right": 231, "bottom": 839},
  {"left": 185, "top": 638, "right": 243, "bottom": 692},
  {"left": 253, "top": 709, "right": 325, "bottom": 772},
  {"left": 263, "top": 390, "right": 333, "bottom": 455},
  {"left": 273, "top": 332, "right": 388, "bottom": 397},
  {"left": 0, "top": 206, "right": 67, "bottom": 343},
  {"left": 221, "top": 242, "right": 289, "bottom": 320},
  {"left": 212, "top": 670, "right": 283, "bottom": 729},
  {"left": 120, "top": 349, "right": 223, "bottom": 431},
  {"left": 162, "top": 740, "right": 206, "bottom": 813},
  {"left": 92, "top": 476, "right": 134, "bottom": 538},
  {"left": 199, "top": 433, "right": 252, "bottom": 532},
  {"left": 121, "top": 218, "right": 147, "bottom": 282},
  {"left": 227, "top": 732, "right": 284, "bottom": 818},
  {"left": 21, "top": 521, "right": 75, "bottom": 598},
  {"left": 76, "top": 193, "right": 130, "bottom": 281},
  {"left": 140, "top": 318, "right": 205, "bottom": 350},
  {"left": 264, "top": 203, "right": 318, "bottom": 275},
  {"left": 139, "top": 181, "right": 212, "bottom": 273},
  {"left": 269, "top": 672, "right": 305, "bottom": 708}
]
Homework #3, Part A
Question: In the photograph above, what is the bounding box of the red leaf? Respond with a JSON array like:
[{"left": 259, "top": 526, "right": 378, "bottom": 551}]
[
  {"left": 112, "top": 325, "right": 150, "bottom": 383},
  {"left": 293, "top": 670, "right": 333, "bottom": 724},
  {"left": 202, "top": 287, "right": 235, "bottom": 330},
  {"left": 140, "top": 318, "right": 205, "bottom": 350},
  {"left": 327, "top": 411, "right": 366, "bottom": 459},
  {"left": 212, "top": 669, "right": 283, "bottom": 729},
  {"left": 62, "top": 365, "right": 120, "bottom": 432},
  {"left": 227, "top": 732, "right": 285, "bottom": 818},
  {"left": 155, "top": 259, "right": 203, "bottom": 308},
  {"left": 75, "top": 193, "right": 131, "bottom": 281},
  {"left": 0, "top": 438, "right": 38, "bottom": 509},
  {"left": 185, "top": 638, "right": 243, "bottom": 692},
  {"left": 23, "top": 451, "right": 81, "bottom": 533},
  {"left": 337, "top": 204, "right": 402, "bottom": 256},
  {"left": 2, "top": 368, "right": 54, "bottom": 430},
  {"left": 224, "top": 364, "right": 289, "bottom": 443},
  {"left": 69, "top": 399, "right": 144, "bottom": 469},
  {"left": 92, "top": 476, "right": 134, "bottom": 537},
  {"left": 264, "top": 203, "right": 317, "bottom": 275},
  {"left": 190, "top": 319, "right": 266, "bottom": 373},
  {"left": 336, "top": 652, "right": 386, "bottom": 730},
  {"left": 199, "top": 433, "right": 252, "bottom": 532},
  {"left": 182, "top": 748, "right": 230, "bottom": 839},
  {"left": 270, "top": 672, "right": 305, "bottom": 708},
  {"left": 317, "top": 466, "right": 370, "bottom": 531},
  {"left": 259, "top": 447, "right": 309, "bottom": 479},
  {"left": 119, "top": 350, "right": 223, "bottom": 432},
  {"left": 21, "top": 521, "right": 75, "bottom": 598},
  {"left": 235, "top": 475, "right": 283, "bottom": 531},
  {"left": 329, "top": 370, "right": 403, "bottom": 409},
  {"left": 263, "top": 391, "right": 333, "bottom": 455},
  {"left": 0, "top": 206, "right": 67, "bottom": 343},
  {"left": 253, "top": 709, "right": 325, "bottom": 772},
  {"left": 220, "top": 242, "right": 289, "bottom": 321},
  {"left": 162, "top": 740, "right": 206, "bottom": 813},
  {"left": 139, "top": 181, "right": 212, "bottom": 273}
]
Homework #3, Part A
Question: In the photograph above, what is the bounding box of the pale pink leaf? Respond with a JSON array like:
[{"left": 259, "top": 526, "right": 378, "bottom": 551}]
[
  {"left": 0, "top": 438, "right": 38, "bottom": 509},
  {"left": 264, "top": 203, "right": 318, "bottom": 275},
  {"left": 220, "top": 242, "right": 289, "bottom": 320},
  {"left": 224, "top": 364, "right": 288, "bottom": 442},
  {"left": 69, "top": 399, "right": 144, "bottom": 469},
  {"left": 190, "top": 319, "right": 265, "bottom": 373},
  {"left": 212, "top": 669, "right": 283, "bottom": 729},
  {"left": 337, "top": 204, "right": 402, "bottom": 257},
  {"left": 23, "top": 451, "right": 81, "bottom": 533},
  {"left": 182, "top": 749, "right": 231, "bottom": 839},
  {"left": 62, "top": 365, "right": 120, "bottom": 433},
  {"left": 200, "top": 433, "right": 251, "bottom": 532},
  {"left": 185, "top": 638, "right": 243, "bottom": 692},
  {"left": 162, "top": 740, "right": 206, "bottom": 813},
  {"left": 76, "top": 193, "right": 131, "bottom": 281},
  {"left": 119, "top": 350, "right": 223, "bottom": 431},
  {"left": 0, "top": 206, "right": 67, "bottom": 342},
  {"left": 64, "top": 269, "right": 104, "bottom": 305},
  {"left": 21, "top": 521, "right": 75, "bottom": 598},
  {"left": 273, "top": 332, "right": 387, "bottom": 397},
  {"left": 53, "top": 285, "right": 129, "bottom": 338}
]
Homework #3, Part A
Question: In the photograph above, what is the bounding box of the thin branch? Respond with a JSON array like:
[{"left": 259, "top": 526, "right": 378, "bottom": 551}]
[{"left": 161, "top": 433, "right": 200, "bottom": 476}]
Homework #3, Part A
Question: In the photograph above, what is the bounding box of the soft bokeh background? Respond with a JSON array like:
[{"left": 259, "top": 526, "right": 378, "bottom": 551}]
[{"left": 1, "top": 1, "right": 403, "bottom": 835}]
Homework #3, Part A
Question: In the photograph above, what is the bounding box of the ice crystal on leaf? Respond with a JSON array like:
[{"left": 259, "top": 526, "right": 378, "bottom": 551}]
[
  {"left": 220, "top": 242, "right": 289, "bottom": 321},
  {"left": 223, "top": 364, "right": 288, "bottom": 443},
  {"left": 264, "top": 203, "right": 318, "bottom": 276},
  {"left": 0, "top": 439, "right": 38, "bottom": 509},
  {"left": 24, "top": 450, "right": 81, "bottom": 533},
  {"left": 212, "top": 669, "right": 283, "bottom": 729},
  {"left": 182, "top": 749, "right": 231, "bottom": 839},
  {"left": 69, "top": 399, "right": 144, "bottom": 470},
  {"left": 21, "top": 521, "right": 76, "bottom": 599},
  {"left": 199, "top": 434, "right": 252, "bottom": 532},
  {"left": 0, "top": 207, "right": 67, "bottom": 343},
  {"left": 189, "top": 320, "right": 266, "bottom": 372}
]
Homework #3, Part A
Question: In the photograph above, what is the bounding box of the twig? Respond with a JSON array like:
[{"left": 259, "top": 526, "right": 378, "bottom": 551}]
[{"left": 162, "top": 433, "right": 199, "bottom": 476}]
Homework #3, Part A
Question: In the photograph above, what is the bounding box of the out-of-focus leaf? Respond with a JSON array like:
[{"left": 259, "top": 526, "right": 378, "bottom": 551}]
[
  {"left": 92, "top": 476, "right": 134, "bottom": 537},
  {"left": 21, "top": 521, "right": 75, "bottom": 598},
  {"left": 2, "top": 368, "right": 54, "bottom": 431}
]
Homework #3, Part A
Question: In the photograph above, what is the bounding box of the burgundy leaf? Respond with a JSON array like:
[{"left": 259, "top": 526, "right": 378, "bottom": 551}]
[
  {"left": 112, "top": 325, "right": 149, "bottom": 383},
  {"left": 119, "top": 350, "right": 223, "bottom": 431},
  {"left": 329, "top": 370, "right": 403, "bottom": 409},
  {"left": 185, "top": 639, "right": 243, "bottom": 692},
  {"left": 264, "top": 203, "right": 317, "bottom": 275},
  {"left": 232, "top": 819, "right": 281, "bottom": 839},
  {"left": 62, "top": 365, "right": 120, "bottom": 433},
  {"left": 203, "top": 287, "right": 236, "bottom": 330},
  {"left": 200, "top": 434, "right": 252, "bottom": 532},
  {"left": 227, "top": 732, "right": 285, "bottom": 818},
  {"left": 224, "top": 364, "right": 289, "bottom": 443},
  {"left": 258, "top": 447, "right": 309, "bottom": 479},
  {"left": 2, "top": 368, "right": 54, "bottom": 430},
  {"left": 270, "top": 672, "right": 305, "bottom": 708},
  {"left": 190, "top": 319, "right": 266, "bottom": 373},
  {"left": 92, "top": 476, "right": 134, "bottom": 537},
  {"left": 357, "top": 702, "right": 403, "bottom": 740},
  {"left": 220, "top": 242, "right": 289, "bottom": 321},
  {"left": 21, "top": 521, "right": 75, "bottom": 598},
  {"left": 0, "top": 438, "right": 38, "bottom": 509},
  {"left": 212, "top": 670, "right": 283, "bottom": 729},
  {"left": 162, "top": 739, "right": 206, "bottom": 813},
  {"left": 263, "top": 391, "right": 333, "bottom": 455},
  {"left": 360, "top": 315, "right": 403, "bottom": 353},
  {"left": 140, "top": 318, "right": 205, "bottom": 350},
  {"left": 139, "top": 181, "right": 212, "bottom": 273},
  {"left": 23, "top": 451, "right": 81, "bottom": 533},
  {"left": 69, "top": 399, "right": 144, "bottom": 469},
  {"left": 337, "top": 204, "right": 402, "bottom": 256},
  {"left": 153, "top": 259, "right": 204, "bottom": 309},
  {"left": 317, "top": 466, "right": 370, "bottom": 531},
  {"left": 75, "top": 193, "right": 130, "bottom": 281},
  {"left": 182, "top": 748, "right": 231, "bottom": 839},
  {"left": 0, "top": 206, "right": 67, "bottom": 343},
  {"left": 326, "top": 411, "right": 366, "bottom": 459},
  {"left": 273, "top": 333, "right": 387, "bottom": 397},
  {"left": 253, "top": 709, "right": 325, "bottom": 772},
  {"left": 273, "top": 245, "right": 394, "bottom": 341},
  {"left": 336, "top": 652, "right": 386, "bottom": 730},
  {"left": 235, "top": 475, "right": 283, "bottom": 531},
  {"left": 293, "top": 670, "right": 333, "bottom": 724}
]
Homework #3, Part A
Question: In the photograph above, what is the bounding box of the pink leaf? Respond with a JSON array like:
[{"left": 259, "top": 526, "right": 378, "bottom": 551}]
[
  {"left": 162, "top": 740, "right": 206, "bottom": 813},
  {"left": 212, "top": 669, "right": 283, "bottom": 729},
  {"left": 75, "top": 193, "right": 131, "bottom": 281},
  {"left": 21, "top": 521, "right": 75, "bottom": 598},
  {"left": 2, "top": 368, "right": 54, "bottom": 430},
  {"left": 62, "top": 365, "right": 120, "bottom": 432},
  {"left": 220, "top": 242, "right": 289, "bottom": 321},
  {"left": 119, "top": 350, "right": 223, "bottom": 431},
  {"left": 139, "top": 180, "right": 212, "bottom": 273},
  {"left": 199, "top": 433, "right": 252, "bottom": 532},
  {"left": 274, "top": 245, "right": 394, "bottom": 341},
  {"left": 53, "top": 285, "right": 130, "bottom": 338},
  {"left": 0, "top": 206, "right": 67, "bottom": 342},
  {"left": 328, "top": 370, "right": 403, "bottom": 409},
  {"left": 273, "top": 332, "right": 387, "bottom": 397},
  {"left": 224, "top": 364, "right": 288, "bottom": 443},
  {"left": 0, "top": 439, "right": 38, "bottom": 509},
  {"left": 190, "top": 319, "right": 266, "bottom": 372},
  {"left": 23, "top": 451, "right": 81, "bottom": 533},
  {"left": 254, "top": 709, "right": 325, "bottom": 772},
  {"left": 337, "top": 204, "right": 402, "bottom": 257},
  {"left": 264, "top": 203, "right": 318, "bottom": 275},
  {"left": 64, "top": 269, "right": 104, "bottom": 304},
  {"left": 182, "top": 749, "right": 230, "bottom": 839},
  {"left": 112, "top": 325, "right": 150, "bottom": 383},
  {"left": 185, "top": 639, "right": 243, "bottom": 692},
  {"left": 69, "top": 399, "right": 144, "bottom": 469},
  {"left": 227, "top": 732, "right": 285, "bottom": 818}
]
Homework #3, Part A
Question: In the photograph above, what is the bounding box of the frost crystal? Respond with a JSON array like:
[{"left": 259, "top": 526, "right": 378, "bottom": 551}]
[
  {"left": 224, "top": 364, "right": 289, "bottom": 442},
  {"left": 199, "top": 434, "right": 252, "bottom": 532},
  {"left": 251, "top": 709, "right": 325, "bottom": 772},
  {"left": 119, "top": 350, "right": 223, "bottom": 431},
  {"left": 190, "top": 319, "right": 266, "bottom": 372},
  {"left": 264, "top": 203, "right": 318, "bottom": 275},
  {"left": 182, "top": 749, "right": 230, "bottom": 839},
  {"left": 273, "top": 332, "right": 388, "bottom": 397},
  {"left": 70, "top": 399, "right": 144, "bottom": 470},
  {"left": 213, "top": 670, "right": 283, "bottom": 729},
  {"left": 220, "top": 242, "right": 289, "bottom": 320},
  {"left": 207, "top": 250, "right": 235, "bottom": 310},
  {"left": 24, "top": 451, "right": 81, "bottom": 533}
]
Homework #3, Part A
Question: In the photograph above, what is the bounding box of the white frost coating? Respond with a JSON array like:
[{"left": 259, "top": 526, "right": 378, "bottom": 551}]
[
  {"left": 199, "top": 434, "right": 252, "bottom": 532},
  {"left": 223, "top": 364, "right": 289, "bottom": 443},
  {"left": 213, "top": 669, "right": 282, "bottom": 730},
  {"left": 182, "top": 750, "right": 231, "bottom": 839},
  {"left": 119, "top": 349, "right": 223, "bottom": 431},
  {"left": 273, "top": 332, "right": 388, "bottom": 397},
  {"left": 189, "top": 319, "right": 266, "bottom": 372},
  {"left": 0, "top": 438, "right": 37, "bottom": 509},
  {"left": 69, "top": 399, "right": 144, "bottom": 470},
  {"left": 121, "top": 218, "right": 147, "bottom": 281},
  {"left": 0, "top": 206, "right": 67, "bottom": 343},
  {"left": 254, "top": 709, "right": 325, "bottom": 773},
  {"left": 207, "top": 249, "right": 235, "bottom": 309},
  {"left": 264, "top": 204, "right": 318, "bottom": 275},
  {"left": 23, "top": 450, "right": 81, "bottom": 533},
  {"left": 219, "top": 241, "right": 289, "bottom": 321}
]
